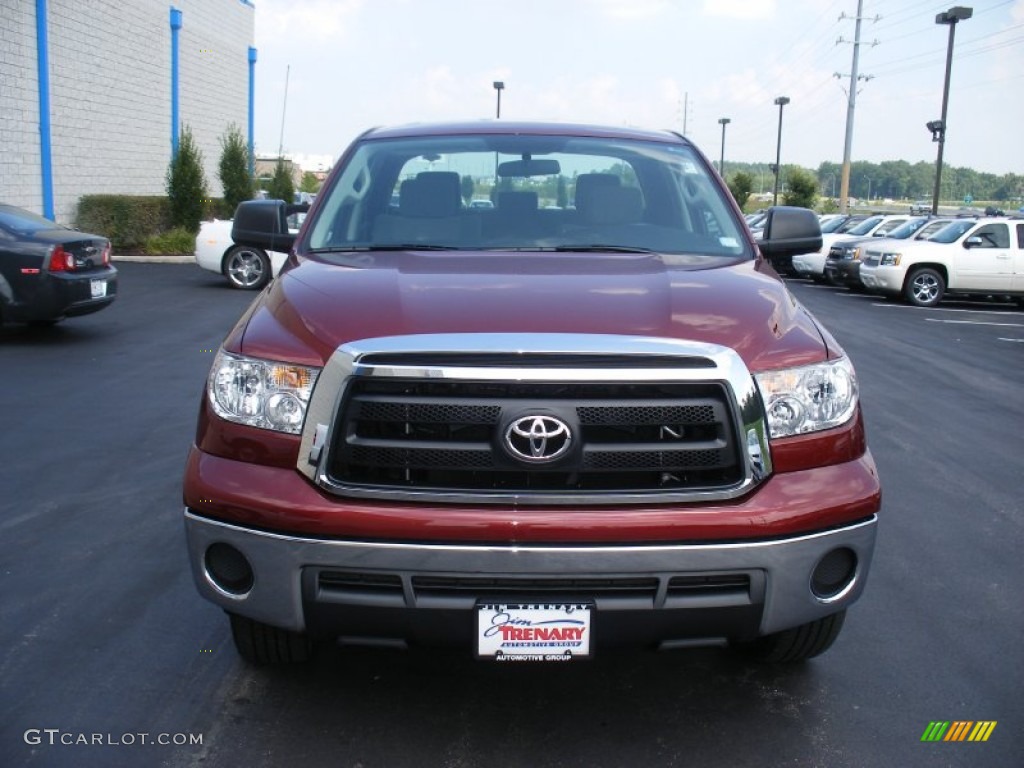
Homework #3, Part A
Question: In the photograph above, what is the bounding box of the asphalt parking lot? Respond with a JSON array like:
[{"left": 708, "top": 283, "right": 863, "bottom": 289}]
[{"left": 1, "top": 262, "right": 1021, "bottom": 768}]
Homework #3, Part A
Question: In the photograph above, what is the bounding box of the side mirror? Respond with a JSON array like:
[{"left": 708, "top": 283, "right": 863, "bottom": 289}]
[
  {"left": 963, "top": 235, "right": 983, "bottom": 249},
  {"left": 756, "top": 206, "right": 822, "bottom": 259},
  {"left": 231, "top": 200, "right": 299, "bottom": 253}
]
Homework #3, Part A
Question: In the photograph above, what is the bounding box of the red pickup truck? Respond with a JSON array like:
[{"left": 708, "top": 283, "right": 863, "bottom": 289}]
[{"left": 183, "top": 121, "right": 880, "bottom": 665}]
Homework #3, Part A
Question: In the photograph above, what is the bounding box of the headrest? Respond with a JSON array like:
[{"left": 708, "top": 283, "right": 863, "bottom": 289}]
[
  {"left": 581, "top": 185, "right": 644, "bottom": 225},
  {"left": 574, "top": 173, "right": 620, "bottom": 210},
  {"left": 400, "top": 171, "right": 462, "bottom": 217},
  {"left": 497, "top": 190, "right": 538, "bottom": 214}
]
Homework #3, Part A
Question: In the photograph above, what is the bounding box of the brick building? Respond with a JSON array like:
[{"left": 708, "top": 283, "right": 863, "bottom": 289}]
[{"left": 0, "top": 0, "right": 256, "bottom": 224}]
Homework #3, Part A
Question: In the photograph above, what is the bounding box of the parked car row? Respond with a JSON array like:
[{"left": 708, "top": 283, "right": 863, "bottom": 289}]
[{"left": 778, "top": 212, "right": 1024, "bottom": 308}]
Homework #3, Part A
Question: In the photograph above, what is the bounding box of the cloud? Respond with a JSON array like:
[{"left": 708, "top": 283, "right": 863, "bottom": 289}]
[
  {"left": 702, "top": 0, "right": 776, "bottom": 20},
  {"left": 256, "top": 0, "right": 364, "bottom": 44},
  {"left": 596, "top": 0, "right": 671, "bottom": 20}
]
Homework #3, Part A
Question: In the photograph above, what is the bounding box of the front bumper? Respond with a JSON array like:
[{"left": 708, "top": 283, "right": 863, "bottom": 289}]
[
  {"left": 185, "top": 509, "right": 877, "bottom": 647},
  {"left": 859, "top": 265, "right": 904, "bottom": 293},
  {"left": 824, "top": 260, "right": 862, "bottom": 287},
  {"left": 791, "top": 253, "right": 825, "bottom": 277}
]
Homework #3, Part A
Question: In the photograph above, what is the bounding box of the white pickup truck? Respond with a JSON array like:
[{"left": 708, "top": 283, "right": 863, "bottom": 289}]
[{"left": 859, "top": 217, "right": 1024, "bottom": 307}]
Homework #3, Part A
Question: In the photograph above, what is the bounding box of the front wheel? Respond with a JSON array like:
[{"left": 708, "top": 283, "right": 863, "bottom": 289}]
[
  {"left": 223, "top": 245, "right": 272, "bottom": 290},
  {"left": 229, "top": 613, "right": 313, "bottom": 665},
  {"left": 904, "top": 267, "right": 945, "bottom": 307},
  {"left": 732, "top": 610, "right": 846, "bottom": 663}
]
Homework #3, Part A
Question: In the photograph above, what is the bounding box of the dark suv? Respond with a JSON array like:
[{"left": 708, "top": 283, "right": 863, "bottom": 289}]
[{"left": 183, "top": 121, "right": 880, "bottom": 666}]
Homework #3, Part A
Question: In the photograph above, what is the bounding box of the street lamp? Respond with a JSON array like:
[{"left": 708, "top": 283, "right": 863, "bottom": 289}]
[
  {"left": 717, "top": 118, "right": 731, "bottom": 177},
  {"left": 930, "top": 6, "right": 972, "bottom": 215},
  {"left": 772, "top": 96, "right": 789, "bottom": 206},
  {"left": 493, "top": 81, "right": 504, "bottom": 119}
]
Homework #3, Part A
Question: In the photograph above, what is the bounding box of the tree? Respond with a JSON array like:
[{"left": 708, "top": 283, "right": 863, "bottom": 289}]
[
  {"left": 267, "top": 158, "right": 295, "bottom": 203},
  {"left": 556, "top": 175, "right": 568, "bottom": 208},
  {"left": 727, "top": 171, "right": 753, "bottom": 210},
  {"left": 783, "top": 167, "right": 818, "bottom": 209},
  {"left": 460, "top": 174, "right": 475, "bottom": 205},
  {"left": 166, "top": 124, "right": 208, "bottom": 233},
  {"left": 299, "top": 171, "right": 320, "bottom": 194},
  {"left": 218, "top": 123, "right": 254, "bottom": 214}
]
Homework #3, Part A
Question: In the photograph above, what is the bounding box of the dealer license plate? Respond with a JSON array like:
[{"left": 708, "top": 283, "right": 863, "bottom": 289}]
[
  {"left": 477, "top": 603, "right": 591, "bottom": 661},
  {"left": 90, "top": 279, "right": 107, "bottom": 298}
]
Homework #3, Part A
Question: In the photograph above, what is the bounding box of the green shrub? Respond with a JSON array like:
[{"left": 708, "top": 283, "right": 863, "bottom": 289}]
[
  {"left": 76, "top": 195, "right": 171, "bottom": 249},
  {"left": 727, "top": 171, "right": 753, "bottom": 210},
  {"left": 143, "top": 227, "right": 196, "bottom": 255},
  {"left": 204, "top": 197, "right": 234, "bottom": 220},
  {"left": 166, "top": 124, "right": 209, "bottom": 234},
  {"left": 783, "top": 168, "right": 818, "bottom": 209},
  {"left": 266, "top": 158, "right": 295, "bottom": 204},
  {"left": 219, "top": 123, "right": 255, "bottom": 213}
]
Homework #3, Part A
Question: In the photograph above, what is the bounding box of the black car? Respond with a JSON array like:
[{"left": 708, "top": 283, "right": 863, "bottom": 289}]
[{"left": 0, "top": 204, "right": 117, "bottom": 325}]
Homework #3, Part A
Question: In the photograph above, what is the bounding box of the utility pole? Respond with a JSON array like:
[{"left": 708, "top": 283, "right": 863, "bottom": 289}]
[
  {"left": 277, "top": 64, "right": 290, "bottom": 159},
  {"left": 835, "top": 2, "right": 878, "bottom": 213}
]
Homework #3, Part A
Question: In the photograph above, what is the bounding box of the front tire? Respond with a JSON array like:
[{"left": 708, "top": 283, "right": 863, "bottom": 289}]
[
  {"left": 223, "top": 245, "right": 272, "bottom": 290},
  {"left": 904, "top": 267, "right": 945, "bottom": 307},
  {"left": 733, "top": 610, "right": 846, "bottom": 663},
  {"left": 229, "top": 613, "right": 313, "bottom": 665}
]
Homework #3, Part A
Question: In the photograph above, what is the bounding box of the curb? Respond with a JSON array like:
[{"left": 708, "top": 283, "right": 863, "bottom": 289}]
[{"left": 112, "top": 254, "right": 194, "bottom": 264}]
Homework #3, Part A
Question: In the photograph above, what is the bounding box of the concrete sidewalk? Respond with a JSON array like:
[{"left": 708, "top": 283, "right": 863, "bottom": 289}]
[{"left": 112, "top": 253, "right": 194, "bottom": 264}]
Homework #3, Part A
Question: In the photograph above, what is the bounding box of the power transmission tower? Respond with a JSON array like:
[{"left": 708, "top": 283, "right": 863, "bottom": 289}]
[{"left": 835, "top": 1, "right": 878, "bottom": 212}]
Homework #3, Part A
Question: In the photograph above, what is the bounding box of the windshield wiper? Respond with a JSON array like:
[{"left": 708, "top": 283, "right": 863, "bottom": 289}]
[
  {"left": 309, "top": 244, "right": 463, "bottom": 253},
  {"left": 552, "top": 244, "right": 656, "bottom": 253}
]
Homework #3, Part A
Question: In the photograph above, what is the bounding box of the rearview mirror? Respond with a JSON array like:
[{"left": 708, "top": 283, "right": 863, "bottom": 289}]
[{"left": 498, "top": 158, "right": 561, "bottom": 177}]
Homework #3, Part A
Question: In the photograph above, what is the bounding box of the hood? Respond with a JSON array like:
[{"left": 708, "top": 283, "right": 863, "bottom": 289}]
[{"left": 236, "top": 251, "right": 829, "bottom": 373}]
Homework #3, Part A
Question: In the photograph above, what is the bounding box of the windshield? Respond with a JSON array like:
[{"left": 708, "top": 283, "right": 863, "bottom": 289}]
[
  {"left": 846, "top": 216, "right": 884, "bottom": 236},
  {"left": 928, "top": 219, "right": 977, "bottom": 244},
  {"left": 820, "top": 216, "right": 850, "bottom": 234},
  {"left": 305, "top": 133, "right": 748, "bottom": 258},
  {"left": 914, "top": 219, "right": 952, "bottom": 239},
  {"left": 883, "top": 217, "right": 930, "bottom": 240}
]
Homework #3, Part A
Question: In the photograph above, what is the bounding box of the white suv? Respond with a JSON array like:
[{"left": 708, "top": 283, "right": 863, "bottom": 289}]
[
  {"left": 791, "top": 215, "right": 909, "bottom": 280},
  {"left": 859, "top": 217, "right": 1024, "bottom": 307}
]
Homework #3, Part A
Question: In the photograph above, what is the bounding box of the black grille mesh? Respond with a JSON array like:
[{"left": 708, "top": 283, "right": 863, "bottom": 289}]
[{"left": 327, "top": 376, "right": 742, "bottom": 496}]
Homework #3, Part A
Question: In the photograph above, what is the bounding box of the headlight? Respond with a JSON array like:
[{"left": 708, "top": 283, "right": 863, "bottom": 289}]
[
  {"left": 208, "top": 350, "right": 320, "bottom": 434},
  {"left": 755, "top": 358, "right": 858, "bottom": 438},
  {"left": 879, "top": 252, "right": 902, "bottom": 266}
]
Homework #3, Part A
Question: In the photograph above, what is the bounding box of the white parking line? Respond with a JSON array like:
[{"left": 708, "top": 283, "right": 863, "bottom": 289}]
[
  {"left": 997, "top": 338, "right": 1024, "bottom": 343},
  {"left": 872, "top": 301, "right": 1024, "bottom": 313},
  {"left": 925, "top": 319, "right": 1024, "bottom": 327}
]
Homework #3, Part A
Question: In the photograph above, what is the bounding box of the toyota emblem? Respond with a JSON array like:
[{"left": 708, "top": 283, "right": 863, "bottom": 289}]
[{"left": 504, "top": 415, "right": 572, "bottom": 463}]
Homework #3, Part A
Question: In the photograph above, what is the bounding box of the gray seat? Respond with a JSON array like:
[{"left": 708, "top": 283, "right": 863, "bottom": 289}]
[
  {"left": 374, "top": 171, "right": 478, "bottom": 245},
  {"left": 580, "top": 185, "right": 644, "bottom": 226},
  {"left": 573, "top": 173, "right": 620, "bottom": 212}
]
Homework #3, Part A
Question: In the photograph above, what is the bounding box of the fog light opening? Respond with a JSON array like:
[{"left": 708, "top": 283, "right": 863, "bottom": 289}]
[
  {"left": 810, "top": 547, "right": 857, "bottom": 601},
  {"left": 204, "top": 543, "right": 254, "bottom": 597}
]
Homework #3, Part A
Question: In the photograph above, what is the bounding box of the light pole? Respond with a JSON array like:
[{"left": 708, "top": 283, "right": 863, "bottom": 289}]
[
  {"left": 717, "top": 118, "right": 730, "bottom": 177},
  {"left": 493, "top": 81, "right": 504, "bottom": 119},
  {"left": 930, "top": 6, "right": 972, "bottom": 215},
  {"left": 772, "top": 96, "right": 789, "bottom": 206}
]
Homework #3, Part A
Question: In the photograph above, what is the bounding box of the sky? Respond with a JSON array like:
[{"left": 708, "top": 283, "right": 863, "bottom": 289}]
[{"left": 251, "top": 0, "right": 1024, "bottom": 177}]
